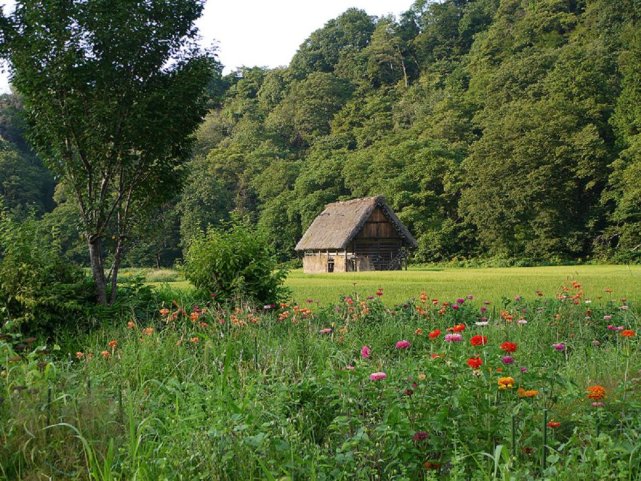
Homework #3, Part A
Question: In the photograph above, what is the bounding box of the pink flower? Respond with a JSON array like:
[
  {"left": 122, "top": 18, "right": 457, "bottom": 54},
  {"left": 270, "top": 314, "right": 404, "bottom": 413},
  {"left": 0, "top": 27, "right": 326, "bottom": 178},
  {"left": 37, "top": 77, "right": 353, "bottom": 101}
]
[
  {"left": 607, "top": 325, "right": 623, "bottom": 331},
  {"left": 456, "top": 298, "right": 465, "bottom": 305},
  {"left": 361, "top": 345, "right": 371, "bottom": 359},
  {"left": 502, "top": 356, "right": 514, "bottom": 365},
  {"left": 444, "top": 333, "right": 463, "bottom": 342},
  {"left": 396, "top": 340, "right": 411, "bottom": 349},
  {"left": 552, "top": 342, "right": 566, "bottom": 351},
  {"left": 451, "top": 304, "right": 460, "bottom": 310},
  {"left": 369, "top": 372, "right": 387, "bottom": 381},
  {"left": 603, "top": 315, "right": 612, "bottom": 321},
  {"left": 319, "top": 328, "right": 332, "bottom": 334}
]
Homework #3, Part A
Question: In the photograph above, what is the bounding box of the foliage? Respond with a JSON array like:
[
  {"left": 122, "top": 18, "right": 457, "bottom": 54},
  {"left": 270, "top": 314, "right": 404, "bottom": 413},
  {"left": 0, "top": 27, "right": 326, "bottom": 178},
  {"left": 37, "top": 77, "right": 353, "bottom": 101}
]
[
  {"left": 0, "top": 0, "right": 215, "bottom": 303},
  {"left": 1, "top": 282, "right": 640, "bottom": 479},
  {"left": 183, "top": 220, "right": 288, "bottom": 306},
  {"left": 0, "top": 205, "right": 94, "bottom": 335}
]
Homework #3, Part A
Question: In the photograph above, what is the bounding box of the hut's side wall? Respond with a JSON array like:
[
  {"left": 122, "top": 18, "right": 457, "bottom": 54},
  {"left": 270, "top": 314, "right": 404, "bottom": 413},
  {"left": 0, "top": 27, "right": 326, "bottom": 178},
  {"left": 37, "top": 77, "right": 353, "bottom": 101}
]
[
  {"left": 303, "top": 254, "right": 327, "bottom": 273},
  {"left": 303, "top": 253, "right": 348, "bottom": 273}
]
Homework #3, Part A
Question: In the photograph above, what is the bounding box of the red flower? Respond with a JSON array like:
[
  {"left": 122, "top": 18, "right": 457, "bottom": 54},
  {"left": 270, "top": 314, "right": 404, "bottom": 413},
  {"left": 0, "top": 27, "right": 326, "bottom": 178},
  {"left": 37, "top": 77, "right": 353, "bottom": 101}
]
[
  {"left": 452, "top": 323, "right": 466, "bottom": 333},
  {"left": 546, "top": 421, "right": 561, "bottom": 429},
  {"left": 428, "top": 329, "right": 441, "bottom": 340},
  {"left": 621, "top": 329, "right": 635, "bottom": 338},
  {"left": 500, "top": 341, "right": 517, "bottom": 353},
  {"left": 470, "top": 335, "right": 487, "bottom": 346},
  {"left": 467, "top": 357, "right": 483, "bottom": 369}
]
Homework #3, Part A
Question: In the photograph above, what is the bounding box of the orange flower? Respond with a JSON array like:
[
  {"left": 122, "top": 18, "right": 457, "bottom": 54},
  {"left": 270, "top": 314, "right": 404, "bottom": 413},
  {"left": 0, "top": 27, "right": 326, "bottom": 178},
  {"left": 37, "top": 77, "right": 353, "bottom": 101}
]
[
  {"left": 420, "top": 292, "right": 428, "bottom": 303},
  {"left": 159, "top": 308, "right": 170, "bottom": 317},
  {"left": 452, "top": 323, "right": 466, "bottom": 333},
  {"left": 107, "top": 340, "right": 117, "bottom": 349},
  {"left": 100, "top": 350, "right": 110, "bottom": 359},
  {"left": 75, "top": 351, "right": 85, "bottom": 360},
  {"left": 142, "top": 327, "right": 154, "bottom": 336},
  {"left": 547, "top": 421, "right": 561, "bottom": 429},
  {"left": 190, "top": 311, "right": 200, "bottom": 322},
  {"left": 498, "top": 377, "right": 515, "bottom": 390},
  {"left": 415, "top": 328, "right": 424, "bottom": 336},
  {"left": 517, "top": 387, "right": 539, "bottom": 398},
  {"left": 621, "top": 330, "right": 635, "bottom": 338},
  {"left": 127, "top": 320, "right": 136, "bottom": 329},
  {"left": 587, "top": 385, "right": 606, "bottom": 400},
  {"left": 190, "top": 336, "right": 199, "bottom": 344}
]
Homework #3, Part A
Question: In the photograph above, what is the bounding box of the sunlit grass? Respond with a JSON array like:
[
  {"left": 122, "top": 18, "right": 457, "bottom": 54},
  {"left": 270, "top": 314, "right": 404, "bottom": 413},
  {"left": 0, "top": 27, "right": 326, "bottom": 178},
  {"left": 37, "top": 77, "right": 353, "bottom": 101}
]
[
  {"left": 285, "top": 265, "right": 641, "bottom": 306},
  {"left": 139, "top": 264, "right": 641, "bottom": 307}
]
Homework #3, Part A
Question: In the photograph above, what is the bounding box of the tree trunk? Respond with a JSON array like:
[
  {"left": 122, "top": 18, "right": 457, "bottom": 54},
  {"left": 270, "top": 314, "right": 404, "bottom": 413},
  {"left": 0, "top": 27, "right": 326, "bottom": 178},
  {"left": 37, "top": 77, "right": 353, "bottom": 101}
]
[
  {"left": 88, "top": 236, "right": 108, "bottom": 305},
  {"left": 109, "top": 236, "right": 125, "bottom": 305}
]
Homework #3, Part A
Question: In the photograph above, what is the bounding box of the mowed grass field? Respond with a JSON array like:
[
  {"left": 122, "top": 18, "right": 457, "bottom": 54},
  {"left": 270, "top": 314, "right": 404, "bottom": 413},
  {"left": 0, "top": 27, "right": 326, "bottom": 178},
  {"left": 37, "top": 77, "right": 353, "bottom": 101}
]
[
  {"left": 286, "top": 265, "right": 641, "bottom": 305},
  {"left": 144, "top": 264, "right": 641, "bottom": 306}
]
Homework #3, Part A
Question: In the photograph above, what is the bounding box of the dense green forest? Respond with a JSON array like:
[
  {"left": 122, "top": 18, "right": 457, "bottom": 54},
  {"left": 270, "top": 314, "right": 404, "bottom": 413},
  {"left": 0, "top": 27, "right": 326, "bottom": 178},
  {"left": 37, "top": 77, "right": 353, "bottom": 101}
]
[{"left": 2, "top": 0, "right": 641, "bottom": 266}]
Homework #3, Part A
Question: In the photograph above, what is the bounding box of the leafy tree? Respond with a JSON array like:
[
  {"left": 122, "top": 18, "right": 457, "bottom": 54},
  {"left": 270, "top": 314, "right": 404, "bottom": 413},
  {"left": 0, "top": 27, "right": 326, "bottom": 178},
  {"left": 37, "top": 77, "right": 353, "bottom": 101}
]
[
  {"left": 289, "top": 9, "right": 376, "bottom": 78},
  {"left": 605, "top": 22, "right": 641, "bottom": 260},
  {"left": 1, "top": 0, "right": 214, "bottom": 303}
]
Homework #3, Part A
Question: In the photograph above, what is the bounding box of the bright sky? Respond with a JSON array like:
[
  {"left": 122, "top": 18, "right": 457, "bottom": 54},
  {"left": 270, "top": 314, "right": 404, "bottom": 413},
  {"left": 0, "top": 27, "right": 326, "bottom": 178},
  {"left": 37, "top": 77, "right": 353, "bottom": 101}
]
[{"left": 0, "top": 0, "right": 415, "bottom": 94}]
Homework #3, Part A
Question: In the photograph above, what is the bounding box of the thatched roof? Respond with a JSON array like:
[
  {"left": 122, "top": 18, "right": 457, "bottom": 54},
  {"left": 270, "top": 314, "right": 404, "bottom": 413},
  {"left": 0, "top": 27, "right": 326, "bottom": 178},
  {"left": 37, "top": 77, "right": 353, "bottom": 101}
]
[{"left": 295, "top": 196, "right": 418, "bottom": 251}]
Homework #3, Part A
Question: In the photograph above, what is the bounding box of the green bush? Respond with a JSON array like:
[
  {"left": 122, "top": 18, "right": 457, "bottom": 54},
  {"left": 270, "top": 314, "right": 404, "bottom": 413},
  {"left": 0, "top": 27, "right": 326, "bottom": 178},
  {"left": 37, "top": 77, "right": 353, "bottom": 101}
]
[
  {"left": 0, "top": 206, "right": 94, "bottom": 335},
  {"left": 183, "top": 220, "right": 288, "bottom": 306}
]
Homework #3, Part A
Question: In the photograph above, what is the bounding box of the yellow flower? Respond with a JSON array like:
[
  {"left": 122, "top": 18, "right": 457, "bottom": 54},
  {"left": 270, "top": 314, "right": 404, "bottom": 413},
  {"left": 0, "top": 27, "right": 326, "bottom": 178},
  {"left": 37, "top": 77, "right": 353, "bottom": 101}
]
[{"left": 498, "top": 377, "right": 515, "bottom": 390}]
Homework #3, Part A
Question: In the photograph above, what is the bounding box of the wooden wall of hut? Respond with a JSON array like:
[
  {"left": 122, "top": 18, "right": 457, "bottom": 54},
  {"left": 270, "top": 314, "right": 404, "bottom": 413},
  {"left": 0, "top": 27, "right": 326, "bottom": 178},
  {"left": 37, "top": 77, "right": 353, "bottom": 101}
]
[{"left": 351, "top": 208, "right": 404, "bottom": 271}]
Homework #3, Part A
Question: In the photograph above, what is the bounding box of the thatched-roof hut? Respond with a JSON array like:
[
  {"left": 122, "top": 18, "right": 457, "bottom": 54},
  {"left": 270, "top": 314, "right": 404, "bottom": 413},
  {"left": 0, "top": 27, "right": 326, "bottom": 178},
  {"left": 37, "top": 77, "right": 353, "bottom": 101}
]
[{"left": 295, "top": 196, "right": 417, "bottom": 273}]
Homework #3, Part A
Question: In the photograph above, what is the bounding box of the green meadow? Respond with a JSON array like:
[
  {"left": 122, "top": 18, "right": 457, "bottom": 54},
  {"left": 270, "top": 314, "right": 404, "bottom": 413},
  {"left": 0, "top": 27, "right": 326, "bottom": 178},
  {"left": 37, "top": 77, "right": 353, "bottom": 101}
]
[{"left": 145, "top": 265, "right": 641, "bottom": 307}]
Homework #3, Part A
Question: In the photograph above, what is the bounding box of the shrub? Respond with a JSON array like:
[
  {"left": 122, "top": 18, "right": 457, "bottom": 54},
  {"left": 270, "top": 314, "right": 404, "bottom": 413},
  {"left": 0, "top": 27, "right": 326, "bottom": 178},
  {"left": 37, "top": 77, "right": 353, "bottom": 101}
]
[
  {"left": 183, "top": 220, "right": 288, "bottom": 306},
  {"left": 0, "top": 206, "right": 94, "bottom": 335}
]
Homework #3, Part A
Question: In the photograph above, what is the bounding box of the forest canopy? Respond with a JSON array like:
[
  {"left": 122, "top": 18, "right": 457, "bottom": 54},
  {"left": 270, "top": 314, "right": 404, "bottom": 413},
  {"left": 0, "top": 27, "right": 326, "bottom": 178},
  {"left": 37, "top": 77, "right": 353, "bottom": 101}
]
[{"left": 1, "top": 0, "right": 640, "bottom": 267}]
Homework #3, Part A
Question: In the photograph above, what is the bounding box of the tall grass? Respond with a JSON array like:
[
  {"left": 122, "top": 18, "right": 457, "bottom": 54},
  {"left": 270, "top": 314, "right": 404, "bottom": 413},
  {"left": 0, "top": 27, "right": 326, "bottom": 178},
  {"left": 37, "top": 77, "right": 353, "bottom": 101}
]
[{"left": 1, "top": 281, "right": 639, "bottom": 480}]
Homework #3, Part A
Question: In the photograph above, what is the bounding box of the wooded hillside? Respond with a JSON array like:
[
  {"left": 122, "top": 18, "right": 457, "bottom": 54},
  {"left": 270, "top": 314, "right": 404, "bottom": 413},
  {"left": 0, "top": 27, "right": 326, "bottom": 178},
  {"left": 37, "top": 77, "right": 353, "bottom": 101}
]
[{"left": 2, "top": 0, "right": 640, "bottom": 266}]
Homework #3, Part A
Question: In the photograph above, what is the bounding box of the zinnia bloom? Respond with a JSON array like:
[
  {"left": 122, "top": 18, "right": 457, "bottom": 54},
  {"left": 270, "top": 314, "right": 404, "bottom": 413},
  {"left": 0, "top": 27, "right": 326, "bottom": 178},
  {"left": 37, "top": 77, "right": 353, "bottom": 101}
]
[
  {"left": 470, "top": 335, "right": 487, "bottom": 346},
  {"left": 319, "top": 328, "right": 332, "bottom": 334},
  {"left": 498, "top": 376, "right": 515, "bottom": 390},
  {"left": 552, "top": 342, "right": 566, "bottom": 351},
  {"left": 452, "top": 323, "right": 466, "bottom": 333},
  {"left": 396, "top": 340, "right": 411, "bottom": 349},
  {"left": 547, "top": 421, "right": 561, "bottom": 429},
  {"left": 370, "top": 372, "right": 387, "bottom": 381},
  {"left": 587, "top": 385, "right": 606, "bottom": 400},
  {"left": 361, "top": 345, "right": 371, "bottom": 359},
  {"left": 100, "top": 350, "right": 110, "bottom": 359},
  {"left": 467, "top": 357, "right": 483, "bottom": 369},
  {"left": 75, "top": 352, "right": 84, "bottom": 360},
  {"left": 500, "top": 341, "right": 517, "bottom": 353},
  {"left": 107, "top": 340, "right": 117, "bottom": 349},
  {"left": 415, "top": 328, "right": 424, "bottom": 336},
  {"left": 127, "top": 320, "right": 136, "bottom": 329},
  {"left": 413, "top": 431, "right": 429, "bottom": 442},
  {"left": 501, "top": 356, "right": 514, "bottom": 365},
  {"left": 444, "top": 333, "right": 463, "bottom": 342},
  {"left": 428, "top": 329, "right": 441, "bottom": 339},
  {"left": 159, "top": 308, "right": 170, "bottom": 316},
  {"left": 621, "top": 329, "right": 636, "bottom": 337},
  {"left": 517, "top": 387, "right": 539, "bottom": 398}
]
